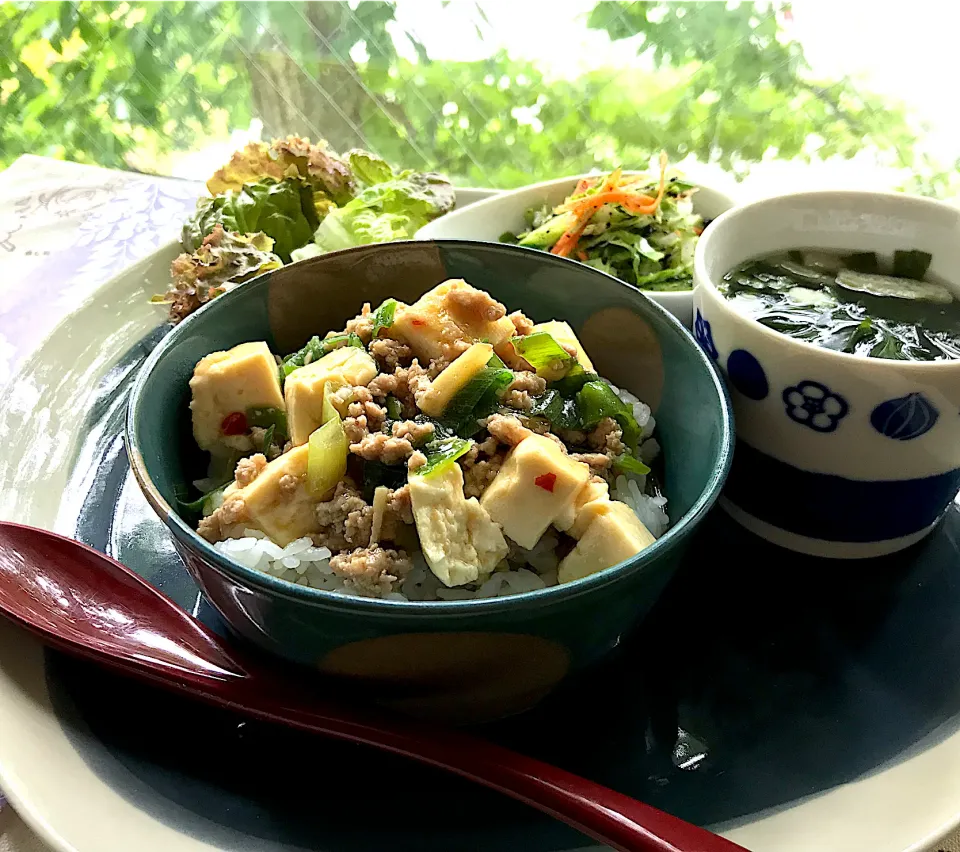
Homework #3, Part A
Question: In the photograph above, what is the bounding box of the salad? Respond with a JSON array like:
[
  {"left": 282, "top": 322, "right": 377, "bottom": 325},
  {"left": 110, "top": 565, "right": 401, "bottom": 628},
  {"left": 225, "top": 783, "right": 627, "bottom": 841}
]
[
  {"left": 155, "top": 137, "right": 455, "bottom": 322},
  {"left": 502, "top": 156, "right": 705, "bottom": 292}
]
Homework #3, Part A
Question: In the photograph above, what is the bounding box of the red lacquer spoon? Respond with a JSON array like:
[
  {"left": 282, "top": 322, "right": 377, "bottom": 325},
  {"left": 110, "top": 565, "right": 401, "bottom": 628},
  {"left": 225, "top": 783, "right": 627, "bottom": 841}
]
[{"left": 0, "top": 522, "right": 748, "bottom": 852}]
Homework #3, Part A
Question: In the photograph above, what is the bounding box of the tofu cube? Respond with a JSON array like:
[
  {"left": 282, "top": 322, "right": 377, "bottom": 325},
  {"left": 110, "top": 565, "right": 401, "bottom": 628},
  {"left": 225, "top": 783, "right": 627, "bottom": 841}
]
[
  {"left": 554, "top": 477, "right": 610, "bottom": 538},
  {"left": 418, "top": 342, "right": 493, "bottom": 417},
  {"left": 480, "top": 434, "right": 590, "bottom": 549},
  {"left": 558, "top": 501, "right": 655, "bottom": 584},
  {"left": 285, "top": 347, "right": 377, "bottom": 445},
  {"left": 392, "top": 280, "right": 515, "bottom": 362},
  {"left": 234, "top": 444, "right": 319, "bottom": 546},
  {"left": 190, "top": 341, "right": 285, "bottom": 454},
  {"left": 408, "top": 463, "right": 508, "bottom": 587}
]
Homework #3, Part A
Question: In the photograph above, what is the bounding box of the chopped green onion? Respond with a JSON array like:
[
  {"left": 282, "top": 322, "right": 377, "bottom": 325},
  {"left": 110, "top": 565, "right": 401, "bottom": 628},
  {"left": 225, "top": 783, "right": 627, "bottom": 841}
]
[
  {"left": 282, "top": 333, "right": 363, "bottom": 377},
  {"left": 510, "top": 332, "right": 574, "bottom": 378},
  {"left": 371, "top": 299, "right": 398, "bottom": 338},
  {"left": 385, "top": 395, "right": 404, "bottom": 420},
  {"left": 414, "top": 436, "right": 473, "bottom": 477},
  {"left": 261, "top": 424, "right": 276, "bottom": 453},
  {"left": 321, "top": 379, "right": 346, "bottom": 425},
  {"left": 893, "top": 249, "right": 933, "bottom": 281},
  {"left": 246, "top": 406, "right": 287, "bottom": 439},
  {"left": 528, "top": 389, "right": 583, "bottom": 431},
  {"left": 307, "top": 417, "right": 348, "bottom": 498},
  {"left": 442, "top": 356, "right": 514, "bottom": 432},
  {"left": 576, "top": 380, "right": 641, "bottom": 449},
  {"left": 550, "top": 363, "right": 597, "bottom": 397},
  {"left": 613, "top": 452, "right": 651, "bottom": 476},
  {"left": 179, "top": 482, "right": 229, "bottom": 516}
]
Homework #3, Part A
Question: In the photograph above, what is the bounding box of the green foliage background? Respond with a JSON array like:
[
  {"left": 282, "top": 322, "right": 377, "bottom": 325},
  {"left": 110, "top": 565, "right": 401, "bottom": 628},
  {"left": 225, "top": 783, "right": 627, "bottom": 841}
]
[{"left": 0, "top": 1, "right": 953, "bottom": 193}]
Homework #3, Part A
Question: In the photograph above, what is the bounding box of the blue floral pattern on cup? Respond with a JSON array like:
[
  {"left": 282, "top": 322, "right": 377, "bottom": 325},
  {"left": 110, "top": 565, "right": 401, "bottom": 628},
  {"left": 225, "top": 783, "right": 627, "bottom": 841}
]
[
  {"left": 694, "top": 308, "right": 718, "bottom": 361},
  {"left": 782, "top": 381, "right": 849, "bottom": 433}
]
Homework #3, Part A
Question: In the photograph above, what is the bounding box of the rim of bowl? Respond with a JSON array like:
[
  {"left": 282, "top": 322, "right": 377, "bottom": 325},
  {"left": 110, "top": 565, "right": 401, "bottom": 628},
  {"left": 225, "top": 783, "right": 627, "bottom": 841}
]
[
  {"left": 127, "top": 239, "right": 734, "bottom": 615},
  {"left": 695, "top": 189, "right": 960, "bottom": 374},
  {"left": 418, "top": 172, "right": 737, "bottom": 305}
]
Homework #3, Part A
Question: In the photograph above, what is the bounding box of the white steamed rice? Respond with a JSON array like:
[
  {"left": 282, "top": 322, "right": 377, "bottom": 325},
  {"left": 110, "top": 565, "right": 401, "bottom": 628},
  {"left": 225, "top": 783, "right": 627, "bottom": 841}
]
[{"left": 213, "top": 382, "right": 669, "bottom": 601}]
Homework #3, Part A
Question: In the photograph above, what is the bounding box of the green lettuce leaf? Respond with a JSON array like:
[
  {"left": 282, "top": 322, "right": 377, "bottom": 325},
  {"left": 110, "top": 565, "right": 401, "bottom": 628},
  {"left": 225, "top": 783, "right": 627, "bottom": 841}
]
[
  {"left": 183, "top": 177, "right": 320, "bottom": 263},
  {"left": 347, "top": 149, "right": 394, "bottom": 186},
  {"left": 311, "top": 171, "right": 456, "bottom": 253},
  {"left": 154, "top": 225, "right": 282, "bottom": 323}
]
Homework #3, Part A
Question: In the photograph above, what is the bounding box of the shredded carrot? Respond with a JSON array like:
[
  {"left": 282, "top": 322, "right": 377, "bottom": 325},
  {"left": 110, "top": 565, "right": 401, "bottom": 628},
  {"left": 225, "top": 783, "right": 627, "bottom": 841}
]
[
  {"left": 551, "top": 154, "right": 670, "bottom": 259},
  {"left": 577, "top": 249, "right": 589, "bottom": 261},
  {"left": 573, "top": 177, "right": 597, "bottom": 195}
]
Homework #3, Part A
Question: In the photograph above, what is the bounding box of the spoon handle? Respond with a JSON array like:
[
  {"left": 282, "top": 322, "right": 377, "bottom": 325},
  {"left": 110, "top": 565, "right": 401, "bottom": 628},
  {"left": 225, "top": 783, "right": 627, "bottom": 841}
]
[{"left": 207, "top": 677, "right": 749, "bottom": 852}]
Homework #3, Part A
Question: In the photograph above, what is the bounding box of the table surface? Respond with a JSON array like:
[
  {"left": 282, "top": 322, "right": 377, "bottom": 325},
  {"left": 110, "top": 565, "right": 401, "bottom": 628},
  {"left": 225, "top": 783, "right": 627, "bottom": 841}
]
[{"left": 0, "top": 154, "right": 958, "bottom": 852}]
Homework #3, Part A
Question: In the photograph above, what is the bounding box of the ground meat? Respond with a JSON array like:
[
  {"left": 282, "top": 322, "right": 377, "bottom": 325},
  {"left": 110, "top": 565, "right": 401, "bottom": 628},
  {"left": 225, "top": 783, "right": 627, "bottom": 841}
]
[
  {"left": 408, "top": 451, "right": 427, "bottom": 471},
  {"left": 509, "top": 310, "right": 534, "bottom": 336},
  {"left": 373, "top": 485, "right": 415, "bottom": 544},
  {"left": 350, "top": 432, "right": 418, "bottom": 465},
  {"left": 234, "top": 453, "right": 267, "bottom": 488},
  {"left": 392, "top": 419, "right": 434, "bottom": 444},
  {"left": 329, "top": 546, "right": 412, "bottom": 597},
  {"left": 278, "top": 473, "right": 300, "bottom": 497},
  {"left": 339, "top": 302, "right": 374, "bottom": 344},
  {"left": 484, "top": 413, "right": 532, "bottom": 446},
  {"left": 571, "top": 452, "right": 612, "bottom": 473},
  {"left": 367, "top": 361, "right": 427, "bottom": 411},
  {"left": 408, "top": 370, "right": 435, "bottom": 409},
  {"left": 560, "top": 343, "right": 579, "bottom": 358},
  {"left": 501, "top": 371, "right": 546, "bottom": 411},
  {"left": 347, "top": 397, "right": 386, "bottom": 431},
  {"left": 507, "top": 372, "right": 547, "bottom": 395},
  {"left": 343, "top": 415, "right": 369, "bottom": 444},
  {"left": 197, "top": 493, "right": 249, "bottom": 543},
  {"left": 445, "top": 287, "right": 507, "bottom": 328},
  {"left": 387, "top": 484, "right": 414, "bottom": 525},
  {"left": 314, "top": 480, "right": 373, "bottom": 551},
  {"left": 460, "top": 437, "right": 506, "bottom": 499},
  {"left": 370, "top": 337, "right": 413, "bottom": 371},
  {"left": 588, "top": 417, "right": 626, "bottom": 455},
  {"left": 502, "top": 389, "right": 535, "bottom": 410}
]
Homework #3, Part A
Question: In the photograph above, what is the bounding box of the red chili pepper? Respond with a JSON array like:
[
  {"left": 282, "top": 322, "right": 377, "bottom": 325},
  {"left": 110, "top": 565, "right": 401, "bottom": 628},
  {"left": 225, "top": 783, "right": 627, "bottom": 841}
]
[
  {"left": 411, "top": 318, "right": 426, "bottom": 326},
  {"left": 221, "top": 411, "right": 248, "bottom": 436},
  {"left": 535, "top": 472, "right": 557, "bottom": 493}
]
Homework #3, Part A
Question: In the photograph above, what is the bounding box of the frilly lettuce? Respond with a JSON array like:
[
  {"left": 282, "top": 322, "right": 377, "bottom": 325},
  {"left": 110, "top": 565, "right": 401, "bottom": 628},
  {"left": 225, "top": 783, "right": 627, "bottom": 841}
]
[
  {"left": 183, "top": 177, "right": 321, "bottom": 263},
  {"left": 154, "top": 226, "right": 282, "bottom": 323},
  {"left": 206, "top": 135, "right": 354, "bottom": 203},
  {"left": 311, "top": 167, "right": 455, "bottom": 253}
]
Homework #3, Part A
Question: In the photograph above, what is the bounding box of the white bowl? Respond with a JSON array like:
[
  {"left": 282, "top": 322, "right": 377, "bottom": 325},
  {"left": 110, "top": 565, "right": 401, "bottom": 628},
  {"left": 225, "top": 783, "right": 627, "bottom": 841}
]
[
  {"left": 693, "top": 190, "right": 960, "bottom": 558},
  {"left": 417, "top": 173, "right": 736, "bottom": 328}
]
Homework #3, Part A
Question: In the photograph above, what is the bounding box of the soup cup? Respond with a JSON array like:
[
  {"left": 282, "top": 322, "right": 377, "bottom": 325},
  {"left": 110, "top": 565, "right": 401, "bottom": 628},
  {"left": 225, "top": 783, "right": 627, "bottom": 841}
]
[
  {"left": 127, "top": 240, "right": 732, "bottom": 722},
  {"left": 693, "top": 190, "right": 960, "bottom": 558}
]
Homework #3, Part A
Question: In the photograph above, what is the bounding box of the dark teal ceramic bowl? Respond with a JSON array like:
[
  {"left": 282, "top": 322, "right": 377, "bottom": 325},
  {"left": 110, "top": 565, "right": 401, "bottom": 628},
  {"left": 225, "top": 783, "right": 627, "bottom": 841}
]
[{"left": 126, "top": 240, "right": 733, "bottom": 722}]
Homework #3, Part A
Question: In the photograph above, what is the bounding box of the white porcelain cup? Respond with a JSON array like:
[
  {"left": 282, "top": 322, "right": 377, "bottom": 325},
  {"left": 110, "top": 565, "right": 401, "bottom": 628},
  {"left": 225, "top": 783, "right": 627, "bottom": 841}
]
[{"left": 693, "top": 191, "right": 960, "bottom": 558}]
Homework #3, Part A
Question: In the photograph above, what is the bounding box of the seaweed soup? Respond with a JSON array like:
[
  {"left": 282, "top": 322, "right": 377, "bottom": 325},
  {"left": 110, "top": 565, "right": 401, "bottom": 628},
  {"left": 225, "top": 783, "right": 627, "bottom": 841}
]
[{"left": 720, "top": 248, "right": 960, "bottom": 361}]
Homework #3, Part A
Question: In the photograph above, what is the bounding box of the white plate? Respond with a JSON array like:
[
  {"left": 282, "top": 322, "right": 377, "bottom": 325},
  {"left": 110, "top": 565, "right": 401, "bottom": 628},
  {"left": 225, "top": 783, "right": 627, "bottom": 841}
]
[
  {"left": 417, "top": 173, "right": 737, "bottom": 328},
  {"left": 0, "top": 230, "right": 959, "bottom": 852}
]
